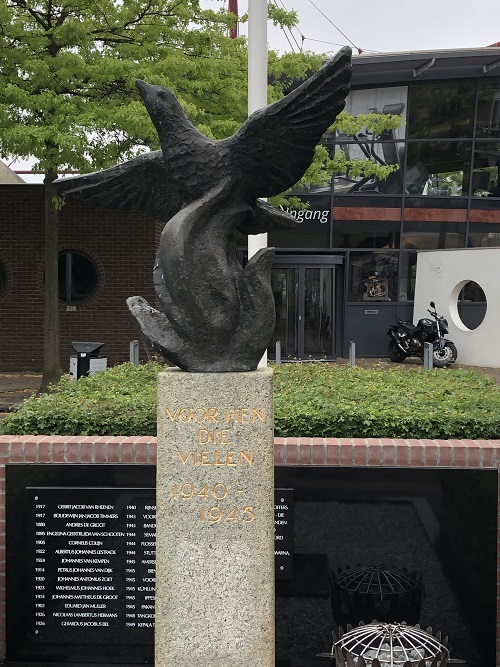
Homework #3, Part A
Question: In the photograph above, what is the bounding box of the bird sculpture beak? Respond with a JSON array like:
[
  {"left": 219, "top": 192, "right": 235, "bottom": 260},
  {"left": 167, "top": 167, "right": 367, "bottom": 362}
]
[{"left": 135, "top": 79, "right": 151, "bottom": 100}]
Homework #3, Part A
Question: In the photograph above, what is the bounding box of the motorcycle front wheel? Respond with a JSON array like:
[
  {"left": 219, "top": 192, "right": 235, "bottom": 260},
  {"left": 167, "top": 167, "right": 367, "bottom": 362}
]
[
  {"left": 388, "top": 340, "right": 407, "bottom": 363},
  {"left": 433, "top": 342, "right": 458, "bottom": 368}
]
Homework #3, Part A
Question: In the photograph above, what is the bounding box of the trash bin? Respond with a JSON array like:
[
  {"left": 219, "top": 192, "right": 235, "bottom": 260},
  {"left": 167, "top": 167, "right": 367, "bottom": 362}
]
[{"left": 69, "top": 342, "right": 107, "bottom": 380}]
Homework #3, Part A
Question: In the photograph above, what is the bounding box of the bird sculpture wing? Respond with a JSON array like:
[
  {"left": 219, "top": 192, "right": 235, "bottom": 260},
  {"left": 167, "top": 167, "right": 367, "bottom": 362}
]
[
  {"left": 55, "top": 46, "right": 351, "bottom": 231},
  {"left": 55, "top": 151, "right": 180, "bottom": 224},
  {"left": 55, "top": 150, "right": 294, "bottom": 234},
  {"left": 55, "top": 152, "right": 292, "bottom": 234},
  {"left": 226, "top": 46, "right": 352, "bottom": 198}
]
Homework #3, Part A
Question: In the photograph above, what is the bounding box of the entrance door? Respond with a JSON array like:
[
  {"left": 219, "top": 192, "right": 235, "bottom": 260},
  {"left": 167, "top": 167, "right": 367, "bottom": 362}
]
[{"left": 269, "top": 257, "right": 342, "bottom": 359}]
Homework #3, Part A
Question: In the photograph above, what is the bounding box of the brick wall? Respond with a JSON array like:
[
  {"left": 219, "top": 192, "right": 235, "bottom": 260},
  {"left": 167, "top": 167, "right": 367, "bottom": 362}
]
[
  {"left": 0, "top": 436, "right": 498, "bottom": 662},
  {"left": 0, "top": 185, "right": 159, "bottom": 371}
]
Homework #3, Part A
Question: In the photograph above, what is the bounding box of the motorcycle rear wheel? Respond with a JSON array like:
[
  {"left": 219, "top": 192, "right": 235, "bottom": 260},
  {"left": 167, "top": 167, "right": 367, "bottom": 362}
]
[
  {"left": 433, "top": 342, "right": 457, "bottom": 368},
  {"left": 388, "top": 340, "right": 407, "bottom": 363}
]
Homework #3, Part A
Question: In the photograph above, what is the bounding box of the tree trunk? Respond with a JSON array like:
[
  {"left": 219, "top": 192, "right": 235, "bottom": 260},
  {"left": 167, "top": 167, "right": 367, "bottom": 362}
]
[{"left": 40, "top": 170, "right": 62, "bottom": 391}]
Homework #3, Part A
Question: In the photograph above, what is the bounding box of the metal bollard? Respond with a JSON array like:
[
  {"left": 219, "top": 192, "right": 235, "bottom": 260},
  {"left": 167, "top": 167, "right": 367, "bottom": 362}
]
[
  {"left": 423, "top": 342, "right": 433, "bottom": 370},
  {"left": 275, "top": 340, "right": 282, "bottom": 365},
  {"left": 349, "top": 341, "right": 356, "bottom": 367},
  {"left": 130, "top": 340, "right": 140, "bottom": 365}
]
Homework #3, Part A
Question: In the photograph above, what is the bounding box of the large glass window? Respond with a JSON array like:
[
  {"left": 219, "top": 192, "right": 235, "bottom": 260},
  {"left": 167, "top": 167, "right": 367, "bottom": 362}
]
[
  {"left": 467, "top": 223, "right": 500, "bottom": 247},
  {"left": 342, "top": 86, "right": 408, "bottom": 141},
  {"left": 405, "top": 142, "right": 471, "bottom": 196},
  {"left": 58, "top": 251, "right": 99, "bottom": 304},
  {"left": 476, "top": 81, "right": 500, "bottom": 138},
  {"left": 333, "top": 87, "right": 407, "bottom": 198},
  {"left": 402, "top": 200, "right": 466, "bottom": 249},
  {"left": 471, "top": 141, "right": 500, "bottom": 197},
  {"left": 457, "top": 280, "right": 487, "bottom": 330},
  {"left": 333, "top": 141, "right": 404, "bottom": 195},
  {"left": 348, "top": 251, "right": 398, "bottom": 302},
  {"left": 399, "top": 252, "right": 417, "bottom": 301},
  {"left": 408, "top": 83, "right": 475, "bottom": 139}
]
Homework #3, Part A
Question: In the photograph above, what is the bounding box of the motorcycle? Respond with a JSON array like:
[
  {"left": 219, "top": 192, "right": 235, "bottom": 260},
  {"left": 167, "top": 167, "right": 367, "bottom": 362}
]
[{"left": 387, "top": 301, "right": 458, "bottom": 368}]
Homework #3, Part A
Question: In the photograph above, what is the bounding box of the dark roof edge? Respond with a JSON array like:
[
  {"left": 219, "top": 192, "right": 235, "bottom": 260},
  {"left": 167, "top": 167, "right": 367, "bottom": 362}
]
[
  {"left": 349, "top": 47, "right": 500, "bottom": 87},
  {"left": 352, "top": 46, "right": 500, "bottom": 64}
]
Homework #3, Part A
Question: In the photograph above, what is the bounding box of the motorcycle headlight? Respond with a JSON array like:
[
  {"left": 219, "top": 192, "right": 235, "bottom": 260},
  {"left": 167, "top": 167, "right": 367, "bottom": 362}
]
[{"left": 442, "top": 318, "right": 448, "bottom": 328}]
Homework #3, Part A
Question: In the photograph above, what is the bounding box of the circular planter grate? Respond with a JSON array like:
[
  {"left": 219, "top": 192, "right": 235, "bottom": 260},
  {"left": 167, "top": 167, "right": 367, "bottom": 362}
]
[
  {"left": 333, "top": 622, "right": 449, "bottom": 667},
  {"left": 330, "top": 565, "right": 424, "bottom": 627}
]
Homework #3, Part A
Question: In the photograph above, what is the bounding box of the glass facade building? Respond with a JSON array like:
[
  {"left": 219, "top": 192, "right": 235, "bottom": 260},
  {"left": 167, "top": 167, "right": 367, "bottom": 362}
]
[{"left": 259, "top": 48, "right": 500, "bottom": 358}]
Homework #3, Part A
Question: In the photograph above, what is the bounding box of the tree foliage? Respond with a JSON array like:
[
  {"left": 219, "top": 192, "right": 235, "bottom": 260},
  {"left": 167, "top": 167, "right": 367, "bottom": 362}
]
[
  {"left": 0, "top": 0, "right": 243, "bottom": 172},
  {"left": 0, "top": 0, "right": 332, "bottom": 170}
]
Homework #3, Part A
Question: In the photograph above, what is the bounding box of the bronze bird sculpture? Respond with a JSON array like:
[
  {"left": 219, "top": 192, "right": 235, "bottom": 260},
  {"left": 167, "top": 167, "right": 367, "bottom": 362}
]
[{"left": 57, "top": 47, "right": 352, "bottom": 371}]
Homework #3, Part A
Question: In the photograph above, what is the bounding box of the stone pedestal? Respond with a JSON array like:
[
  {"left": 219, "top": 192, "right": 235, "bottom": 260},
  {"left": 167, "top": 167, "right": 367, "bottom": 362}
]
[{"left": 156, "top": 367, "right": 275, "bottom": 667}]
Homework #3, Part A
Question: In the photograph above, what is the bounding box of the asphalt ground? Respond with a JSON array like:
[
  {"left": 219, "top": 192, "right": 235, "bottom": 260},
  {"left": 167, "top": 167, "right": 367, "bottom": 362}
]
[
  {"left": 0, "top": 372, "right": 42, "bottom": 414},
  {"left": 1, "top": 359, "right": 499, "bottom": 415}
]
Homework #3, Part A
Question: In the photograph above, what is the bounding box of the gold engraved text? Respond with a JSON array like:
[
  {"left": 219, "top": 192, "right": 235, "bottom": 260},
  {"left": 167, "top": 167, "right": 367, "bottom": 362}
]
[
  {"left": 224, "top": 408, "right": 265, "bottom": 423},
  {"left": 172, "top": 483, "right": 228, "bottom": 501},
  {"left": 200, "top": 505, "right": 255, "bottom": 524},
  {"left": 198, "top": 429, "right": 231, "bottom": 445},
  {"left": 165, "top": 407, "right": 219, "bottom": 423},
  {"left": 165, "top": 407, "right": 265, "bottom": 424},
  {"left": 176, "top": 450, "right": 253, "bottom": 466}
]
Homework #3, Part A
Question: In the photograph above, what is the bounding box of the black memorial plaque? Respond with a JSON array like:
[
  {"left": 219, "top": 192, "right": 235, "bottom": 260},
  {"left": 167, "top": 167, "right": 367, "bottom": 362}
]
[
  {"left": 274, "top": 489, "right": 294, "bottom": 579},
  {"left": 7, "top": 465, "right": 156, "bottom": 664},
  {"left": 30, "top": 489, "right": 156, "bottom": 642}
]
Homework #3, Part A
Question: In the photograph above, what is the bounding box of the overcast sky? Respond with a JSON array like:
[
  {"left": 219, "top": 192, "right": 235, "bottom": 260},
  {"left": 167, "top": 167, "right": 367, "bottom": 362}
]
[
  {"left": 246, "top": 0, "right": 500, "bottom": 56},
  {"left": 10, "top": 0, "right": 500, "bottom": 181}
]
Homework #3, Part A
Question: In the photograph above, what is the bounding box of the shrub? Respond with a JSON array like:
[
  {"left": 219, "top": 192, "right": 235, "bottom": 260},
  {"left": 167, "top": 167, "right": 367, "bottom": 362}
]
[
  {"left": 274, "top": 363, "right": 500, "bottom": 439},
  {"left": 0, "top": 362, "right": 159, "bottom": 436},
  {"left": 1, "top": 361, "right": 500, "bottom": 439}
]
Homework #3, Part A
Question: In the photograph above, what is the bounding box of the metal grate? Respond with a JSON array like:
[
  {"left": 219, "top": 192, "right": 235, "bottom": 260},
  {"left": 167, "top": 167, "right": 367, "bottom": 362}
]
[
  {"left": 330, "top": 565, "right": 424, "bottom": 627},
  {"left": 333, "top": 622, "right": 449, "bottom": 667}
]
